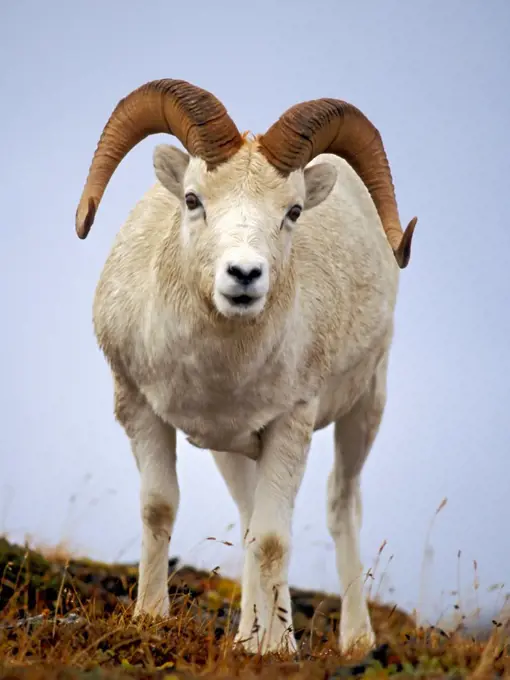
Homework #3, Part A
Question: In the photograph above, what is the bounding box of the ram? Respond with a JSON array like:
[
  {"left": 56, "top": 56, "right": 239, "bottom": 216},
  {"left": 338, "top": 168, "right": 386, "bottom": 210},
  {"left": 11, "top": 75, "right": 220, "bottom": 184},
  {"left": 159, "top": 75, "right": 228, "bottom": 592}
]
[{"left": 76, "top": 78, "right": 417, "bottom": 655}]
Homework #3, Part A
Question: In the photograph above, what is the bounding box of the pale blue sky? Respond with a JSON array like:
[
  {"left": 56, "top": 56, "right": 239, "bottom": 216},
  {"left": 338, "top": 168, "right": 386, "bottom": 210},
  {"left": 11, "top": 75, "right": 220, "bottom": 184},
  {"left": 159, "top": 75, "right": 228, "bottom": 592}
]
[{"left": 1, "top": 1, "right": 509, "bottom": 627}]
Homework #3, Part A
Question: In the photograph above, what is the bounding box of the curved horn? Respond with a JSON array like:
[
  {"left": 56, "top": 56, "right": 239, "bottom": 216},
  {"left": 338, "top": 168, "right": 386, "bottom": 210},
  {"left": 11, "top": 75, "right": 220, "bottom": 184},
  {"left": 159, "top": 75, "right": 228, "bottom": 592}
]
[
  {"left": 257, "top": 99, "right": 417, "bottom": 268},
  {"left": 75, "top": 79, "right": 243, "bottom": 239}
]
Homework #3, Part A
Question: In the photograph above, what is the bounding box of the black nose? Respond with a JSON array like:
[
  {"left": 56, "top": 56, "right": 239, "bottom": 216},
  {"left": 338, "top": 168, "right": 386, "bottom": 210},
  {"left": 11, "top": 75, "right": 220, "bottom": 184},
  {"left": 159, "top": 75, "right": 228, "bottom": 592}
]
[{"left": 227, "top": 264, "right": 262, "bottom": 285}]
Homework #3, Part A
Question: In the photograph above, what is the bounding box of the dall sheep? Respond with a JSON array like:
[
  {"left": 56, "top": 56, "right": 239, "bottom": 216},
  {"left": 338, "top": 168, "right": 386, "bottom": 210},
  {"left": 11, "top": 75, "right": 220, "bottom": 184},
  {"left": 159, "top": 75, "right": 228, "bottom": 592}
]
[{"left": 75, "top": 78, "right": 417, "bottom": 655}]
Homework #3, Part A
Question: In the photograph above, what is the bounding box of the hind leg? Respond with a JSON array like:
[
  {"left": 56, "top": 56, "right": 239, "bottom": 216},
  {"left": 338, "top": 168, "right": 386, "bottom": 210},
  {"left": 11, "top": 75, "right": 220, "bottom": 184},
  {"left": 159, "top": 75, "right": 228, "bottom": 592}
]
[
  {"left": 211, "top": 451, "right": 263, "bottom": 647},
  {"left": 327, "top": 361, "right": 388, "bottom": 653},
  {"left": 211, "top": 451, "right": 256, "bottom": 542}
]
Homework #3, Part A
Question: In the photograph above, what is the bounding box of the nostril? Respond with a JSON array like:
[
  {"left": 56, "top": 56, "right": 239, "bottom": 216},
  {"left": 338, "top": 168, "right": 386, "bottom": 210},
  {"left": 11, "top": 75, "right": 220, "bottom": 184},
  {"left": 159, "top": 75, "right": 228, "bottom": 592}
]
[
  {"left": 227, "top": 265, "right": 243, "bottom": 281},
  {"left": 246, "top": 266, "right": 262, "bottom": 282},
  {"left": 227, "top": 264, "right": 262, "bottom": 285}
]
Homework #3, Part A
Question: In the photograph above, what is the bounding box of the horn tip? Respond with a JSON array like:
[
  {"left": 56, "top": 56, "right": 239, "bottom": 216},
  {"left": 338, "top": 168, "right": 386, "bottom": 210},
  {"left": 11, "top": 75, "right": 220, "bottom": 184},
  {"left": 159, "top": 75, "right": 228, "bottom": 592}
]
[
  {"left": 76, "top": 196, "right": 97, "bottom": 239},
  {"left": 394, "top": 216, "right": 418, "bottom": 269}
]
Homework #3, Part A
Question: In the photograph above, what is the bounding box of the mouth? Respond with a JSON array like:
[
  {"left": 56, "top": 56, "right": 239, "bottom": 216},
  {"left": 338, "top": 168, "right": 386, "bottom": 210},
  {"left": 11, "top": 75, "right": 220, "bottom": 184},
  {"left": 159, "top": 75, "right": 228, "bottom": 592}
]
[
  {"left": 214, "top": 286, "right": 268, "bottom": 318},
  {"left": 223, "top": 293, "right": 261, "bottom": 307}
]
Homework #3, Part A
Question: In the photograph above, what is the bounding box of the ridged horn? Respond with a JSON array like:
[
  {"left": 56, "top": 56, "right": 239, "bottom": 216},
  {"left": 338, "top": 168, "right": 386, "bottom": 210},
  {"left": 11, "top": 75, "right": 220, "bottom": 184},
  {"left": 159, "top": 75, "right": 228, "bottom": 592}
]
[
  {"left": 75, "top": 79, "right": 243, "bottom": 239},
  {"left": 258, "top": 99, "right": 417, "bottom": 268}
]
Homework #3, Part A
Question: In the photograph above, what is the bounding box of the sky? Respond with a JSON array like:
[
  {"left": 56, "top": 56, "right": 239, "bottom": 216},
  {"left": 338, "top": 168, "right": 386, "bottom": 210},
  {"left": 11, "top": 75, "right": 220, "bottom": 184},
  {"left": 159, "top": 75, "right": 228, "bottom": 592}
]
[{"left": 1, "top": 0, "right": 509, "bottom": 629}]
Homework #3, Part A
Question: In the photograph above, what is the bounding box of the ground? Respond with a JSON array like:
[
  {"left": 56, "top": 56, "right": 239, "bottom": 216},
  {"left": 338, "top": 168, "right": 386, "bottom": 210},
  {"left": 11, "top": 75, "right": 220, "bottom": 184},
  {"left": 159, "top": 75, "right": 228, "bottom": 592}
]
[{"left": 0, "top": 538, "right": 508, "bottom": 679}]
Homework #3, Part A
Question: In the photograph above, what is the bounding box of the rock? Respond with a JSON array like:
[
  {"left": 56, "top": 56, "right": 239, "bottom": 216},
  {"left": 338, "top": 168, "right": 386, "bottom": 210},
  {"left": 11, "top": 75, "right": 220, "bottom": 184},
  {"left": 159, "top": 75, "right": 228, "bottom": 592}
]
[
  {"left": 292, "top": 611, "right": 310, "bottom": 640},
  {"left": 331, "top": 642, "right": 403, "bottom": 677}
]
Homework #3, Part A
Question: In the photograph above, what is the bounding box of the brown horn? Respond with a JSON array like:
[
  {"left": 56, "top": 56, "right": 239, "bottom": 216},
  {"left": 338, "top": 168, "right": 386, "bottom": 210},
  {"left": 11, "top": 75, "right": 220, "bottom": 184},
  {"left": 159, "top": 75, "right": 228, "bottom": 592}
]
[
  {"left": 257, "top": 99, "right": 417, "bottom": 268},
  {"left": 75, "top": 79, "right": 243, "bottom": 239}
]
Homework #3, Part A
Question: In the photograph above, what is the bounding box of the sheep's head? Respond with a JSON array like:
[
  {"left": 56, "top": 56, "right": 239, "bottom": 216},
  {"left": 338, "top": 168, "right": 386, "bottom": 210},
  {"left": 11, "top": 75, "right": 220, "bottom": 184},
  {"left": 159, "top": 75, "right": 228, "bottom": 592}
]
[
  {"left": 151, "top": 140, "right": 336, "bottom": 318},
  {"left": 76, "top": 78, "right": 417, "bottom": 318}
]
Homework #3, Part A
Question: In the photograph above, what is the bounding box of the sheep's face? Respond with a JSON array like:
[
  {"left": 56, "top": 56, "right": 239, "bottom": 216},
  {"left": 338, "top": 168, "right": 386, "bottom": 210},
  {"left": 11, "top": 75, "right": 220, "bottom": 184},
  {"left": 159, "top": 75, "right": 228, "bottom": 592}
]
[{"left": 153, "top": 142, "right": 337, "bottom": 319}]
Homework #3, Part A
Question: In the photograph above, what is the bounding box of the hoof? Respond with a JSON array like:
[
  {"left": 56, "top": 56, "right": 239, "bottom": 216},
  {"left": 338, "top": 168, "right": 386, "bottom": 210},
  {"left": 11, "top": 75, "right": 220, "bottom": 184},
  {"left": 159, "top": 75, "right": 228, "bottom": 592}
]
[
  {"left": 340, "top": 627, "right": 376, "bottom": 655},
  {"left": 234, "top": 628, "right": 298, "bottom": 656},
  {"left": 133, "top": 596, "right": 170, "bottom": 621}
]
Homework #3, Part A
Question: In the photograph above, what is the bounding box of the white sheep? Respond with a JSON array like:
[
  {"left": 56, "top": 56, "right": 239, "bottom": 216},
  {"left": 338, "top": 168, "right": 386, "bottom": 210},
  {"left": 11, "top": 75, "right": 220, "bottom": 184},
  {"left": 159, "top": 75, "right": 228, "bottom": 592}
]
[{"left": 75, "top": 78, "right": 417, "bottom": 655}]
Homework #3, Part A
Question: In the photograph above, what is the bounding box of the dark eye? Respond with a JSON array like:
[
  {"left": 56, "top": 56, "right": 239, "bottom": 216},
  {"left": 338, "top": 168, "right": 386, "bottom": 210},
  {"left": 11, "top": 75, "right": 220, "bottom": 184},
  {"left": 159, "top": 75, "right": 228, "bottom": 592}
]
[
  {"left": 185, "top": 192, "right": 202, "bottom": 211},
  {"left": 287, "top": 205, "right": 302, "bottom": 222}
]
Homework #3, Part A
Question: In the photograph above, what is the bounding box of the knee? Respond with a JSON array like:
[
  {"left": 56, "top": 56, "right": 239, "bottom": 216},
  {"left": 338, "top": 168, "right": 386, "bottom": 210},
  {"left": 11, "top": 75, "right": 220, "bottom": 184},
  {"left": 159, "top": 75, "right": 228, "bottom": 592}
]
[
  {"left": 327, "top": 496, "right": 347, "bottom": 536},
  {"left": 254, "top": 532, "right": 288, "bottom": 580},
  {"left": 142, "top": 493, "right": 175, "bottom": 540}
]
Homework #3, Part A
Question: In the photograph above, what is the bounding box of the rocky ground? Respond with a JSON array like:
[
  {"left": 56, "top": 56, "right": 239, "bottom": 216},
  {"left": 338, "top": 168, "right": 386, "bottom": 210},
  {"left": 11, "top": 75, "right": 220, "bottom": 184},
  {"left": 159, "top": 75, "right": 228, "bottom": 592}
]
[{"left": 0, "top": 537, "right": 508, "bottom": 679}]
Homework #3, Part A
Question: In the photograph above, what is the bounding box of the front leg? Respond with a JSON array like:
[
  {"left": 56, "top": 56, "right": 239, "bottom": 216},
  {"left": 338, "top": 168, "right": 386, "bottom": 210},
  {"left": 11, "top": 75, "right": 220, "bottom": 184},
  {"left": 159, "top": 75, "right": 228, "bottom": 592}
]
[
  {"left": 237, "top": 399, "right": 317, "bottom": 655},
  {"left": 114, "top": 373, "right": 179, "bottom": 619}
]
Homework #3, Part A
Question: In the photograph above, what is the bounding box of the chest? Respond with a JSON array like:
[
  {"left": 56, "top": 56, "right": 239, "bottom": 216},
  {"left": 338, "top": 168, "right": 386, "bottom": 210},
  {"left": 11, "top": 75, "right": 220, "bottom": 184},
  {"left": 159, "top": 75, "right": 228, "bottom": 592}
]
[{"left": 134, "top": 316, "right": 313, "bottom": 454}]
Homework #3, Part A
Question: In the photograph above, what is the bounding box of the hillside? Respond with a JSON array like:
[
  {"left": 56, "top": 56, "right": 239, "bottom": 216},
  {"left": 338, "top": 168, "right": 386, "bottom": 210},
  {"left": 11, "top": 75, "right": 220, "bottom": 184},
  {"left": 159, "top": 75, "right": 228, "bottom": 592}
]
[{"left": 0, "top": 538, "right": 508, "bottom": 679}]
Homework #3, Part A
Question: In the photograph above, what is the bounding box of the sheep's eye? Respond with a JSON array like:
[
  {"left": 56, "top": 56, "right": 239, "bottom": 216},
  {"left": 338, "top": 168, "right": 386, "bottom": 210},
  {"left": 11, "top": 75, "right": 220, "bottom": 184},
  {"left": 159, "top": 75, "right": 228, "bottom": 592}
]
[
  {"left": 185, "top": 192, "right": 202, "bottom": 211},
  {"left": 287, "top": 205, "right": 302, "bottom": 222}
]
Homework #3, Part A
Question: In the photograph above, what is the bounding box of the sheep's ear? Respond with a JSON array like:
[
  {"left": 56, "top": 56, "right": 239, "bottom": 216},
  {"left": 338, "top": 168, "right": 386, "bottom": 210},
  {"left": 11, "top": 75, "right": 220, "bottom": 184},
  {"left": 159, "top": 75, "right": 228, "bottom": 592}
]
[
  {"left": 303, "top": 162, "right": 337, "bottom": 210},
  {"left": 153, "top": 144, "right": 190, "bottom": 198}
]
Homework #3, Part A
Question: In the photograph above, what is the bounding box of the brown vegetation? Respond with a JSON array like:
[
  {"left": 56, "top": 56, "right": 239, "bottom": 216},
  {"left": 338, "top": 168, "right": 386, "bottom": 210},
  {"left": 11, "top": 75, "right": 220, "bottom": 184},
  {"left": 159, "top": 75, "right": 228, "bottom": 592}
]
[{"left": 0, "top": 537, "right": 508, "bottom": 679}]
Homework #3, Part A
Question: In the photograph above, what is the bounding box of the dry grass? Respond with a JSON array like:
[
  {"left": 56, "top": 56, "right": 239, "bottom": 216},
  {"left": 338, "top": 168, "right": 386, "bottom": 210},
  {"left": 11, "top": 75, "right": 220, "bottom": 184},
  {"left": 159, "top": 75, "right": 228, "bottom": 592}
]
[{"left": 0, "top": 537, "right": 508, "bottom": 679}]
